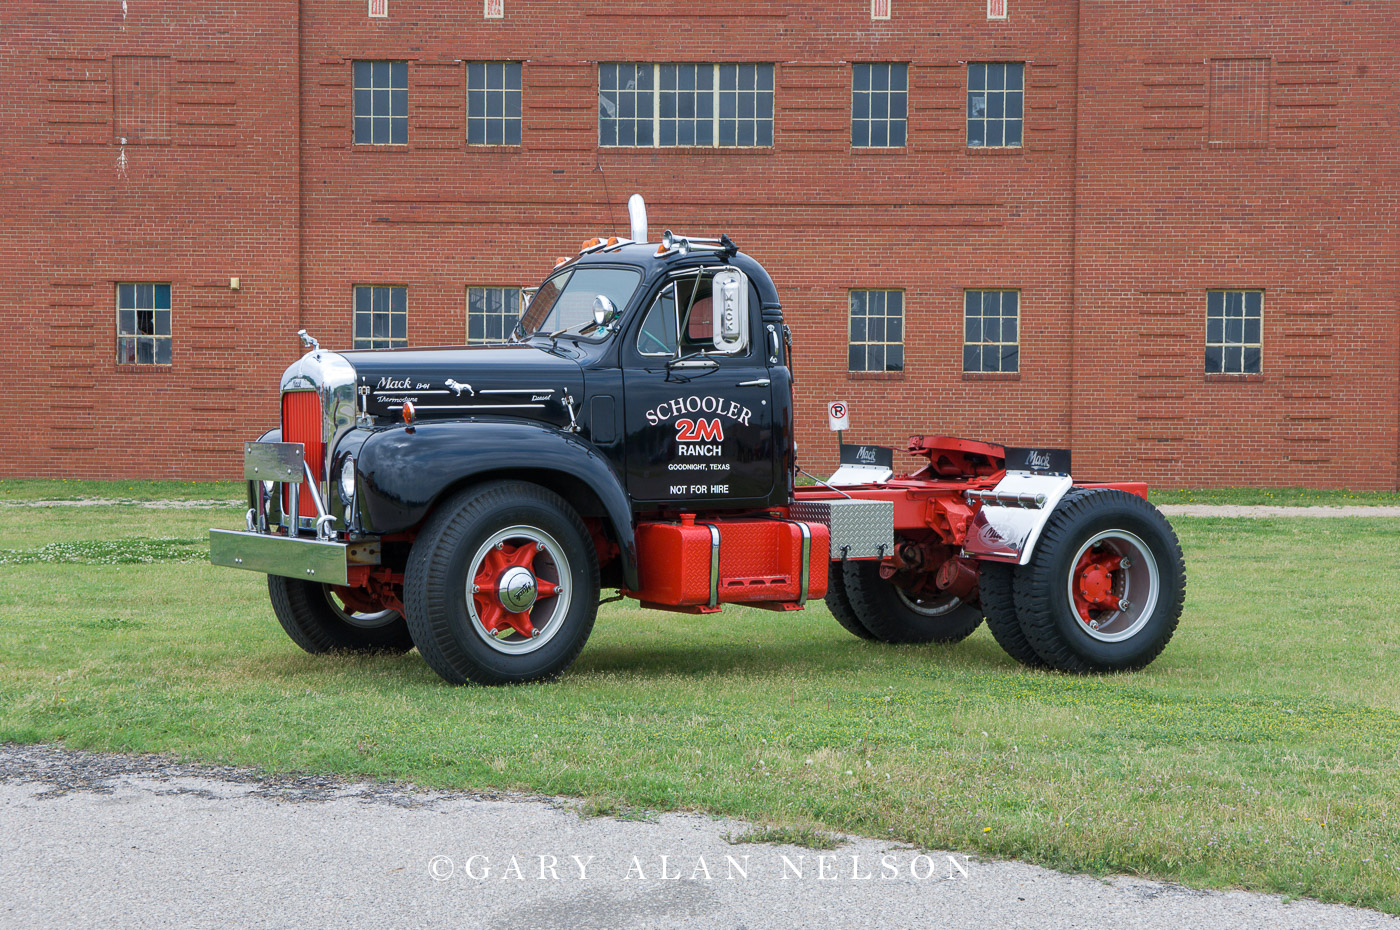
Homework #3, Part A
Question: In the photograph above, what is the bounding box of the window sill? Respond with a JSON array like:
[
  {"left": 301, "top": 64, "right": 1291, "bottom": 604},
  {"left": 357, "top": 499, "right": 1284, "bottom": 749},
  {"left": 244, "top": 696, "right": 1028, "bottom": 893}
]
[
  {"left": 115, "top": 363, "right": 174, "bottom": 372},
  {"left": 966, "top": 145, "right": 1025, "bottom": 156},
  {"left": 598, "top": 145, "right": 776, "bottom": 156},
  {"left": 962, "top": 371, "right": 1021, "bottom": 382},
  {"left": 1203, "top": 372, "right": 1264, "bottom": 383},
  {"left": 847, "top": 370, "right": 905, "bottom": 381},
  {"left": 351, "top": 143, "right": 410, "bottom": 151},
  {"left": 850, "top": 146, "right": 907, "bottom": 155}
]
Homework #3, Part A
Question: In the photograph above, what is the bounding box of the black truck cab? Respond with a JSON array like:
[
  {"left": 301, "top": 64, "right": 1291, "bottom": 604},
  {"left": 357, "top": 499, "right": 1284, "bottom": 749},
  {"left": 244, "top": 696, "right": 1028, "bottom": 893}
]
[{"left": 272, "top": 235, "right": 794, "bottom": 593}]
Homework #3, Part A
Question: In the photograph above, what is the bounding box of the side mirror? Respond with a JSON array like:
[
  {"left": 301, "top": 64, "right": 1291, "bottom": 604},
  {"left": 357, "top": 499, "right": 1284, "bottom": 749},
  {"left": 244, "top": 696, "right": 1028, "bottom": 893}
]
[
  {"left": 593, "top": 294, "right": 618, "bottom": 327},
  {"left": 711, "top": 269, "right": 749, "bottom": 354}
]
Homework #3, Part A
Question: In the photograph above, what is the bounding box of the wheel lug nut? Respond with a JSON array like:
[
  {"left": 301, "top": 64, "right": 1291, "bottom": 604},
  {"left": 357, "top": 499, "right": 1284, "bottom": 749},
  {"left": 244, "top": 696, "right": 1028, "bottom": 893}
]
[
  {"left": 471, "top": 584, "right": 479, "bottom": 594},
  {"left": 1119, "top": 599, "right": 1131, "bottom": 610},
  {"left": 531, "top": 629, "right": 541, "bottom": 638},
  {"left": 1089, "top": 620, "right": 1100, "bottom": 630},
  {"left": 1120, "top": 557, "right": 1132, "bottom": 569}
]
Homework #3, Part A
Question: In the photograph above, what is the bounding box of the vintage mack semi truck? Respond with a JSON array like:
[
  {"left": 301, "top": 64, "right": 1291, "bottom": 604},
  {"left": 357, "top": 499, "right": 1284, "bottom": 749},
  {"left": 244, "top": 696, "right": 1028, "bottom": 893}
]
[{"left": 209, "top": 196, "right": 1185, "bottom": 685}]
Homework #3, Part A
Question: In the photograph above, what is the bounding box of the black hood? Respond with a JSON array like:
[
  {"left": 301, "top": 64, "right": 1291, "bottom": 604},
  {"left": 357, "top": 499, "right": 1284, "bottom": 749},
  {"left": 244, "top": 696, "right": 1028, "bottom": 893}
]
[{"left": 340, "top": 344, "right": 584, "bottom": 429}]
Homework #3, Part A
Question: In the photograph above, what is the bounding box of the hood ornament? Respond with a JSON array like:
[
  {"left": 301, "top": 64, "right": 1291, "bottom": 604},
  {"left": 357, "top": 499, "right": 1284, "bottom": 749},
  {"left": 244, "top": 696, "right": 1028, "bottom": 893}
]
[
  {"left": 445, "top": 379, "right": 475, "bottom": 397},
  {"left": 296, "top": 329, "right": 319, "bottom": 351}
]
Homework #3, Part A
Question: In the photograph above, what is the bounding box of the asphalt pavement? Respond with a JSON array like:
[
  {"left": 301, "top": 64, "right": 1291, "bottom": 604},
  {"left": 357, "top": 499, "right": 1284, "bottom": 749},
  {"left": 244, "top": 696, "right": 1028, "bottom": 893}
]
[{"left": 1, "top": 744, "right": 1395, "bottom": 930}]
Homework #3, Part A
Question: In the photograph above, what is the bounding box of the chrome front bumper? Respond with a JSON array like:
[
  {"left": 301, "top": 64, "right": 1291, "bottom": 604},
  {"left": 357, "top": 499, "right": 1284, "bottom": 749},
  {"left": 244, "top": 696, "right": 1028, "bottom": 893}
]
[{"left": 208, "top": 529, "right": 380, "bottom": 586}]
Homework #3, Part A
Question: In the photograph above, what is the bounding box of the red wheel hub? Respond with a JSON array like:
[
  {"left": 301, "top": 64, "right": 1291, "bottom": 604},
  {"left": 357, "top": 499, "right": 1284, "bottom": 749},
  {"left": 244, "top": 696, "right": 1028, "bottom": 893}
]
[
  {"left": 1072, "top": 546, "right": 1122, "bottom": 625},
  {"left": 471, "top": 541, "right": 559, "bottom": 639}
]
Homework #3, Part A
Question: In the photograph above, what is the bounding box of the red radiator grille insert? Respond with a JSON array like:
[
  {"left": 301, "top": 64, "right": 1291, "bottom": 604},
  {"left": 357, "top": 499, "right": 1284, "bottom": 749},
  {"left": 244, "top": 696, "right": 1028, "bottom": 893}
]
[{"left": 281, "top": 391, "right": 323, "bottom": 514}]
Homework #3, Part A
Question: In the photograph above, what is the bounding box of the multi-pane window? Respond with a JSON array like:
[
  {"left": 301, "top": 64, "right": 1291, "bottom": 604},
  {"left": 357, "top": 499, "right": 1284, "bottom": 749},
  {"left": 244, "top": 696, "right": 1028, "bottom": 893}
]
[
  {"left": 353, "top": 286, "right": 407, "bottom": 349},
  {"left": 1205, "top": 290, "right": 1262, "bottom": 374},
  {"left": 467, "top": 286, "right": 520, "bottom": 344},
  {"left": 848, "top": 290, "right": 904, "bottom": 373},
  {"left": 467, "top": 62, "right": 522, "bottom": 145},
  {"left": 963, "top": 290, "right": 1019, "bottom": 373},
  {"left": 116, "top": 283, "right": 171, "bottom": 365},
  {"left": 660, "top": 64, "right": 714, "bottom": 147},
  {"left": 599, "top": 63, "right": 773, "bottom": 148},
  {"left": 353, "top": 61, "right": 408, "bottom": 145},
  {"left": 852, "top": 63, "right": 908, "bottom": 148},
  {"left": 967, "top": 62, "right": 1024, "bottom": 148}
]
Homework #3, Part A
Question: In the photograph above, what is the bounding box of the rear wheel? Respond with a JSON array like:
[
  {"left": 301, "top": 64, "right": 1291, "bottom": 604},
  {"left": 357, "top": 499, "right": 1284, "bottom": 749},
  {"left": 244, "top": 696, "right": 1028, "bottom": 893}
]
[
  {"left": 404, "top": 481, "right": 599, "bottom": 685},
  {"left": 841, "top": 561, "right": 984, "bottom": 645},
  {"left": 1013, "top": 489, "right": 1185, "bottom": 673},
  {"left": 824, "top": 562, "right": 877, "bottom": 640},
  {"left": 978, "top": 562, "right": 1045, "bottom": 667},
  {"left": 267, "top": 577, "right": 414, "bottom": 654}
]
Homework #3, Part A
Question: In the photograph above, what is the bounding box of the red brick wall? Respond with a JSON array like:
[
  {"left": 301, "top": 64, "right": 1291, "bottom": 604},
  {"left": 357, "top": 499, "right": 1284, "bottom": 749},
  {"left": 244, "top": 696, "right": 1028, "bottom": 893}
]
[{"left": 4, "top": 1, "right": 1396, "bottom": 489}]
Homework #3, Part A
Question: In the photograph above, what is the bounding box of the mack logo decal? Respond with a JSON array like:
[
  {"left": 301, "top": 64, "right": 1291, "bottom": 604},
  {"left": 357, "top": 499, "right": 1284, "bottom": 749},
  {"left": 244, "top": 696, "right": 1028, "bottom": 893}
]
[
  {"left": 645, "top": 395, "right": 753, "bottom": 427},
  {"left": 1003, "top": 446, "right": 1072, "bottom": 475},
  {"left": 377, "top": 376, "right": 430, "bottom": 391},
  {"left": 839, "top": 443, "right": 895, "bottom": 470}
]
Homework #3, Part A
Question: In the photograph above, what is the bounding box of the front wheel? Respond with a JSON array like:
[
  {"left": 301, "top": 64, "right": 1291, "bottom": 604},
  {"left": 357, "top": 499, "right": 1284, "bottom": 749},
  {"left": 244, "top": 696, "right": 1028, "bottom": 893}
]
[
  {"left": 403, "top": 481, "right": 600, "bottom": 685},
  {"left": 1012, "top": 489, "right": 1186, "bottom": 673},
  {"left": 841, "top": 561, "right": 984, "bottom": 645},
  {"left": 267, "top": 577, "right": 414, "bottom": 654}
]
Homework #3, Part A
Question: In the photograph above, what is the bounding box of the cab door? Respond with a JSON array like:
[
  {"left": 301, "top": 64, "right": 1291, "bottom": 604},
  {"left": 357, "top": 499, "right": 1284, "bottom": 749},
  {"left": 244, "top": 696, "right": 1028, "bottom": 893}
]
[{"left": 621, "top": 267, "right": 775, "bottom": 509}]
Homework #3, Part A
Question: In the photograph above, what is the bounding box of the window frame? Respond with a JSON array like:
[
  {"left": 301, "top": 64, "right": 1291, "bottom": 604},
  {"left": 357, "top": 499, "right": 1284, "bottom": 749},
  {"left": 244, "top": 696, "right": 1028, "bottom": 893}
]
[
  {"left": 467, "top": 61, "right": 523, "bottom": 146},
  {"left": 352, "top": 60, "right": 408, "bottom": 146},
  {"left": 1204, "top": 289, "right": 1263, "bottom": 376},
  {"left": 466, "top": 285, "right": 521, "bottom": 344},
  {"left": 851, "top": 62, "right": 909, "bottom": 149},
  {"left": 598, "top": 62, "right": 775, "bottom": 149},
  {"left": 352, "top": 285, "right": 409, "bottom": 350},
  {"left": 962, "top": 289, "right": 1021, "bottom": 375},
  {"left": 115, "top": 282, "right": 173, "bottom": 366},
  {"left": 846, "top": 288, "right": 905, "bottom": 375},
  {"left": 966, "top": 62, "right": 1025, "bottom": 149}
]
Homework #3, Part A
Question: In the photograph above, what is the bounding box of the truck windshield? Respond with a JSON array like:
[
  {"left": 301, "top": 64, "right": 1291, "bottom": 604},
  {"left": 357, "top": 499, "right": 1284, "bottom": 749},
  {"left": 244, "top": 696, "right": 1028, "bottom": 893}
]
[{"left": 518, "top": 266, "right": 642, "bottom": 339}]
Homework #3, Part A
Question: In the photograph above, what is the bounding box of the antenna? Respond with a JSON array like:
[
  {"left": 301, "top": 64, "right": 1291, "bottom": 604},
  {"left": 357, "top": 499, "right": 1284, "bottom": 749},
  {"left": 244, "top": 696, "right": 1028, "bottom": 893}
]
[{"left": 627, "top": 194, "right": 648, "bottom": 243}]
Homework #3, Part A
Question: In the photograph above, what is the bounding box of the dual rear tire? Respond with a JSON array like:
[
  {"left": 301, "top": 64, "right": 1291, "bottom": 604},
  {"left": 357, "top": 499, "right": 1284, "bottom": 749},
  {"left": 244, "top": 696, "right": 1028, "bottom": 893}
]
[
  {"left": 826, "top": 489, "right": 1186, "bottom": 673},
  {"left": 826, "top": 561, "right": 985, "bottom": 645}
]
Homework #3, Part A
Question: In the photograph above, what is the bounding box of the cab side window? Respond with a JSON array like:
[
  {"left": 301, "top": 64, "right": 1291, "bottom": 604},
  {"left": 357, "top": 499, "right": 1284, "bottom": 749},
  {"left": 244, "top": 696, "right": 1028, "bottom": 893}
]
[
  {"left": 637, "top": 272, "right": 731, "bottom": 358},
  {"left": 637, "top": 285, "right": 679, "bottom": 356}
]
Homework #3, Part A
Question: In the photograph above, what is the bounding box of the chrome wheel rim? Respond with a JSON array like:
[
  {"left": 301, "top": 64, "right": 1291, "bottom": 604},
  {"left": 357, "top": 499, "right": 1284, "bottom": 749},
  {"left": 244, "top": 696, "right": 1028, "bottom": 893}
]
[
  {"left": 465, "top": 525, "right": 571, "bottom": 656},
  {"left": 895, "top": 587, "right": 964, "bottom": 617},
  {"left": 323, "top": 588, "right": 401, "bottom": 631},
  {"left": 1066, "top": 530, "right": 1160, "bottom": 643}
]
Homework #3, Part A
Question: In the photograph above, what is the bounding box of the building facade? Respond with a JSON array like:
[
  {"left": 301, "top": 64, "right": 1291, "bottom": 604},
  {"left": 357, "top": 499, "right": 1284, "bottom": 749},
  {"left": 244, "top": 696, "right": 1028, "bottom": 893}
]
[{"left": 5, "top": 1, "right": 1397, "bottom": 487}]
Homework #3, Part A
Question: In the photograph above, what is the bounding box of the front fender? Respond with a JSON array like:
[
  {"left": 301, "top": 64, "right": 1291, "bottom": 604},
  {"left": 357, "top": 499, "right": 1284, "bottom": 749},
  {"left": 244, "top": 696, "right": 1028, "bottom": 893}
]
[{"left": 354, "top": 420, "right": 639, "bottom": 589}]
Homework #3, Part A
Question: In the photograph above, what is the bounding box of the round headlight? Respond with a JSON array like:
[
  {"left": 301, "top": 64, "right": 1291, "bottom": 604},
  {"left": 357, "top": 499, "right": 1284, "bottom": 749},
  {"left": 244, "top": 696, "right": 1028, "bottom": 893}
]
[{"left": 338, "top": 456, "right": 356, "bottom": 503}]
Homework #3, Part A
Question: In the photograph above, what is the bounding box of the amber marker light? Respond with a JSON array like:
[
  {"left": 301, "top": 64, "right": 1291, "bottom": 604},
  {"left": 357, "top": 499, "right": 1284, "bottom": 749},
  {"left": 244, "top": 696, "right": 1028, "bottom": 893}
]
[{"left": 401, "top": 402, "right": 416, "bottom": 424}]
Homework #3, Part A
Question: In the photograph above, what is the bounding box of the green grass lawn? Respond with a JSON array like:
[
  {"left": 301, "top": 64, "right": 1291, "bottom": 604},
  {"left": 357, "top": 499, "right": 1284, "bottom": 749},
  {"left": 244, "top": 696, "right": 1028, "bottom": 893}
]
[{"left": 2, "top": 499, "right": 1400, "bottom": 912}]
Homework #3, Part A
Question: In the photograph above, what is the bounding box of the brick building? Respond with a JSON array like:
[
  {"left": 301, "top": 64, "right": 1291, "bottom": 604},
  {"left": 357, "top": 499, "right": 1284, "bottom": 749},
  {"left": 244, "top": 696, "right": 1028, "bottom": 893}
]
[{"left": 5, "top": 1, "right": 1396, "bottom": 487}]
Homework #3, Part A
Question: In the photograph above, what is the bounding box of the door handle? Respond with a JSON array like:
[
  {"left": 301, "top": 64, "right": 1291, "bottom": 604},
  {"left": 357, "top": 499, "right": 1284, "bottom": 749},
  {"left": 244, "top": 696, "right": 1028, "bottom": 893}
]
[{"left": 738, "top": 379, "right": 771, "bottom": 387}]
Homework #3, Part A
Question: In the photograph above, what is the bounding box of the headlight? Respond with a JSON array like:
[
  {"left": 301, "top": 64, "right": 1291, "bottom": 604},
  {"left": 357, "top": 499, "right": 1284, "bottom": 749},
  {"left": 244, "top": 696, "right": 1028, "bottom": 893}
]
[
  {"left": 338, "top": 456, "right": 356, "bottom": 503},
  {"left": 262, "top": 479, "right": 275, "bottom": 497}
]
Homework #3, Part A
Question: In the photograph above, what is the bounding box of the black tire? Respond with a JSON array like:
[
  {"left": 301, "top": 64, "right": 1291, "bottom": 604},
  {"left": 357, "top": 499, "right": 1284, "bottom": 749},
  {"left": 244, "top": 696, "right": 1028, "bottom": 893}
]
[
  {"left": 267, "top": 576, "right": 414, "bottom": 654},
  {"left": 1013, "top": 489, "right": 1186, "bottom": 673},
  {"left": 978, "top": 561, "right": 1045, "bottom": 667},
  {"left": 403, "top": 480, "right": 600, "bottom": 686},
  {"left": 841, "top": 561, "right": 984, "bottom": 645},
  {"left": 824, "top": 561, "right": 878, "bottom": 640}
]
